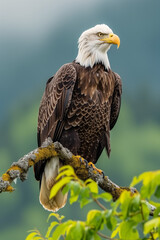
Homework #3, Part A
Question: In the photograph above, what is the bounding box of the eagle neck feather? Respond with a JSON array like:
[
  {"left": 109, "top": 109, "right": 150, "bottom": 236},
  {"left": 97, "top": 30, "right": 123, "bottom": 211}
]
[{"left": 76, "top": 48, "right": 110, "bottom": 70}]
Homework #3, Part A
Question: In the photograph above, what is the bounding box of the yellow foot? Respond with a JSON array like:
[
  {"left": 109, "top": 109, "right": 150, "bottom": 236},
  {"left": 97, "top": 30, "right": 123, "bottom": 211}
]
[
  {"left": 88, "top": 162, "right": 104, "bottom": 175},
  {"left": 77, "top": 156, "right": 104, "bottom": 176}
]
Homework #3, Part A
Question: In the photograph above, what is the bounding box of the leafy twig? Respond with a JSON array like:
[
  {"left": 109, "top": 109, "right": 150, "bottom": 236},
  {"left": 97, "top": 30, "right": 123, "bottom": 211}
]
[
  {"left": 93, "top": 197, "right": 106, "bottom": 211},
  {"left": 97, "top": 231, "right": 113, "bottom": 239},
  {"left": 140, "top": 202, "right": 155, "bottom": 240}
]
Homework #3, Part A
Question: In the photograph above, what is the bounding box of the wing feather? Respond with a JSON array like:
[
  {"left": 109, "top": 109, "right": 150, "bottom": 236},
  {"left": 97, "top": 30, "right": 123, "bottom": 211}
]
[
  {"left": 35, "top": 63, "right": 77, "bottom": 180},
  {"left": 110, "top": 73, "right": 122, "bottom": 130}
]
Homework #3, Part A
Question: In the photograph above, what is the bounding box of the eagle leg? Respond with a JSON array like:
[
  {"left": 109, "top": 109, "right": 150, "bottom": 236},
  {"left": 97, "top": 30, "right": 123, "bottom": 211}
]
[{"left": 78, "top": 157, "right": 104, "bottom": 177}]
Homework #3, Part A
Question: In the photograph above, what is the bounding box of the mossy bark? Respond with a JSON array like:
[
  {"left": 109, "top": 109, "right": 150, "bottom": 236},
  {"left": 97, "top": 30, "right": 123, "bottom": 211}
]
[{"left": 0, "top": 138, "right": 136, "bottom": 201}]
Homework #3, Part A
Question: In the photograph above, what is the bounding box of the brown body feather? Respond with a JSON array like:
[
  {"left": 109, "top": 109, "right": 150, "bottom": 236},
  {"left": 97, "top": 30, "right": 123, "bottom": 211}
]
[{"left": 34, "top": 62, "right": 122, "bottom": 181}]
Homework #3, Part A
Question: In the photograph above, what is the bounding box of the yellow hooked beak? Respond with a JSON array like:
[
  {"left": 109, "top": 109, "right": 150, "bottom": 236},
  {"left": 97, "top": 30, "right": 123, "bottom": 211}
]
[{"left": 100, "top": 33, "right": 120, "bottom": 48}]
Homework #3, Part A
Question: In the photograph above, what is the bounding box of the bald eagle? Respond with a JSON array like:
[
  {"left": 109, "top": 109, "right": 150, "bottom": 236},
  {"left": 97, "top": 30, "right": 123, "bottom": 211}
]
[{"left": 34, "top": 24, "right": 122, "bottom": 211}]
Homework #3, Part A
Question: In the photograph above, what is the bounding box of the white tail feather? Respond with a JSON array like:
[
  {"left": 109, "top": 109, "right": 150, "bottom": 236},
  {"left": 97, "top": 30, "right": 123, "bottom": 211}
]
[{"left": 39, "top": 157, "right": 67, "bottom": 212}]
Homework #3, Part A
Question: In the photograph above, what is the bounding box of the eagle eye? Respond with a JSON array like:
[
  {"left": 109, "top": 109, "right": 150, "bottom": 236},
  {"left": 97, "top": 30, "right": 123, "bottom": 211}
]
[{"left": 97, "top": 32, "right": 103, "bottom": 37}]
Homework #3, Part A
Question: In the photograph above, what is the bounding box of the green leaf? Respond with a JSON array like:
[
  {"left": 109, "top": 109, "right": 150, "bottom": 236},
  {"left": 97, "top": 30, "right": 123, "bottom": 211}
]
[
  {"left": 70, "top": 190, "right": 79, "bottom": 204},
  {"left": 86, "top": 210, "right": 104, "bottom": 231},
  {"left": 119, "top": 191, "right": 131, "bottom": 219},
  {"left": 140, "top": 178, "right": 158, "bottom": 199},
  {"left": 119, "top": 191, "right": 141, "bottom": 220},
  {"left": 155, "top": 185, "right": 160, "bottom": 198},
  {"left": 111, "top": 198, "right": 120, "bottom": 213},
  {"left": 111, "top": 225, "right": 120, "bottom": 238},
  {"left": 59, "top": 165, "right": 75, "bottom": 174},
  {"left": 31, "top": 237, "right": 42, "bottom": 240},
  {"left": 130, "top": 176, "right": 142, "bottom": 188},
  {"left": 130, "top": 171, "right": 153, "bottom": 187},
  {"left": 130, "top": 170, "right": 160, "bottom": 199},
  {"left": 141, "top": 201, "right": 150, "bottom": 221},
  {"left": 119, "top": 220, "right": 139, "bottom": 240},
  {"left": 50, "top": 176, "right": 73, "bottom": 199},
  {"left": 45, "top": 221, "right": 58, "bottom": 238},
  {"left": 92, "top": 233, "right": 101, "bottom": 240},
  {"left": 70, "top": 190, "right": 79, "bottom": 203},
  {"left": 79, "top": 187, "right": 90, "bottom": 200},
  {"left": 119, "top": 190, "right": 130, "bottom": 204},
  {"left": 47, "top": 213, "right": 65, "bottom": 223},
  {"left": 85, "top": 179, "right": 98, "bottom": 194},
  {"left": 47, "top": 213, "right": 60, "bottom": 222},
  {"left": 80, "top": 198, "right": 92, "bottom": 208},
  {"left": 25, "top": 232, "right": 39, "bottom": 240},
  {"left": 79, "top": 187, "right": 91, "bottom": 208},
  {"left": 85, "top": 229, "right": 101, "bottom": 240},
  {"left": 154, "top": 206, "right": 160, "bottom": 218},
  {"left": 71, "top": 181, "right": 81, "bottom": 194},
  {"left": 52, "top": 220, "right": 74, "bottom": 240},
  {"left": 105, "top": 210, "right": 117, "bottom": 231},
  {"left": 62, "top": 182, "right": 71, "bottom": 194},
  {"left": 66, "top": 221, "right": 85, "bottom": 240},
  {"left": 144, "top": 218, "right": 160, "bottom": 235},
  {"left": 129, "top": 194, "right": 140, "bottom": 212},
  {"left": 56, "top": 167, "right": 75, "bottom": 181},
  {"left": 152, "top": 232, "right": 160, "bottom": 240},
  {"left": 68, "top": 181, "right": 81, "bottom": 204},
  {"left": 97, "top": 192, "right": 112, "bottom": 202},
  {"left": 149, "top": 201, "right": 160, "bottom": 208}
]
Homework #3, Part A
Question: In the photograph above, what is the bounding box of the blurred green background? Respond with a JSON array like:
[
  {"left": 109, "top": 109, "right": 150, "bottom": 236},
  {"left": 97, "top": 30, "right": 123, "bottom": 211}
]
[{"left": 0, "top": 0, "right": 160, "bottom": 239}]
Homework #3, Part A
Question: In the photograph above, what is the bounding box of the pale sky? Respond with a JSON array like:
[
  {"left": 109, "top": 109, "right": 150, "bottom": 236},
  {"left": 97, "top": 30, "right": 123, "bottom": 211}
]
[{"left": 0, "top": 0, "right": 99, "bottom": 40}]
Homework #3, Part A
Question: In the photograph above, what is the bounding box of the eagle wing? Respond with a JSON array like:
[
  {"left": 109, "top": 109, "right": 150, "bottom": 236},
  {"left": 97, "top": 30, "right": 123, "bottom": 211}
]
[
  {"left": 110, "top": 73, "right": 122, "bottom": 130},
  {"left": 34, "top": 63, "right": 77, "bottom": 180}
]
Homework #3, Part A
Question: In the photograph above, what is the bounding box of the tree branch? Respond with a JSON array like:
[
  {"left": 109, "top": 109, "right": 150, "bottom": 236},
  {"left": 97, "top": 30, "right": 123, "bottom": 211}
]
[
  {"left": 0, "top": 138, "right": 156, "bottom": 215},
  {"left": 0, "top": 138, "right": 133, "bottom": 198}
]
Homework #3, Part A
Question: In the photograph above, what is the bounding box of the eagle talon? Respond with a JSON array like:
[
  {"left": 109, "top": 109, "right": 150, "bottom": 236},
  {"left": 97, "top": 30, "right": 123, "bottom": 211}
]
[
  {"left": 88, "top": 162, "right": 103, "bottom": 175},
  {"left": 101, "top": 171, "right": 105, "bottom": 178},
  {"left": 78, "top": 156, "right": 88, "bottom": 167},
  {"left": 79, "top": 157, "right": 83, "bottom": 164},
  {"left": 83, "top": 159, "right": 89, "bottom": 167}
]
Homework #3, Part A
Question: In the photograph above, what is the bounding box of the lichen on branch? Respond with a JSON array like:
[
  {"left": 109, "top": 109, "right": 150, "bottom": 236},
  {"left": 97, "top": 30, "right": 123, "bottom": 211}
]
[{"left": 0, "top": 138, "right": 135, "bottom": 202}]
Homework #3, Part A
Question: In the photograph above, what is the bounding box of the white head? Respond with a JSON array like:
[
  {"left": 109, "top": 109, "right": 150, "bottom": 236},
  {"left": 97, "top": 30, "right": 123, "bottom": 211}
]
[{"left": 76, "top": 24, "right": 120, "bottom": 70}]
